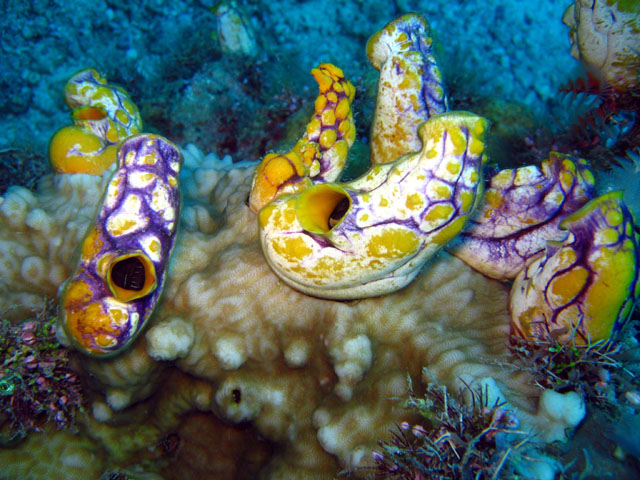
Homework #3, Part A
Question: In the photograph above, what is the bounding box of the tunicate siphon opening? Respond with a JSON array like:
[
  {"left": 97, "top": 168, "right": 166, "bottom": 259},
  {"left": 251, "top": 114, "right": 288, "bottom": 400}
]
[
  {"left": 296, "top": 183, "right": 351, "bottom": 233},
  {"left": 107, "top": 253, "right": 157, "bottom": 302},
  {"left": 72, "top": 105, "right": 108, "bottom": 121}
]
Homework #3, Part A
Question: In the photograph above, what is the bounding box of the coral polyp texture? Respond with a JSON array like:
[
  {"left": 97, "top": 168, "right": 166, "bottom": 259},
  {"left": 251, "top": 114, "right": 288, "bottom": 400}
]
[
  {"left": 258, "top": 111, "right": 487, "bottom": 300},
  {"left": 48, "top": 68, "right": 142, "bottom": 175},
  {"left": 58, "top": 134, "right": 182, "bottom": 356},
  {"left": 563, "top": 0, "right": 640, "bottom": 92}
]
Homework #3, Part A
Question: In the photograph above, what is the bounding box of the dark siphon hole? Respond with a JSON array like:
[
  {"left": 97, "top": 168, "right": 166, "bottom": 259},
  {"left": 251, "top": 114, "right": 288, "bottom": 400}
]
[
  {"left": 111, "top": 257, "right": 146, "bottom": 291},
  {"left": 328, "top": 197, "right": 350, "bottom": 228},
  {"left": 232, "top": 388, "right": 242, "bottom": 403}
]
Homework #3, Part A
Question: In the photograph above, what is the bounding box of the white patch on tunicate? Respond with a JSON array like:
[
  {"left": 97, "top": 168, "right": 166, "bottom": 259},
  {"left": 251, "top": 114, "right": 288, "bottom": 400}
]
[
  {"left": 106, "top": 194, "right": 148, "bottom": 236},
  {"left": 103, "top": 171, "right": 125, "bottom": 210},
  {"left": 150, "top": 183, "right": 174, "bottom": 222},
  {"left": 284, "top": 338, "right": 311, "bottom": 367},
  {"left": 103, "top": 298, "right": 133, "bottom": 329},
  {"left": 128, "top": 170, "right": 157, "bottom": 189},
  {"left": 130, "top": 311, "right": 140, "bottom": 331},
  {"left": 139, "top": 234, "right": 163, "bottom": 263},
  {"left": 145, "top": 317, "right": 195, "bottom": 361},
  {"left": 124, "top": 151, "right": 137, "bottom": 167},
  {"left": 213, "top": 334, "right": 247, "bottom": 370}
]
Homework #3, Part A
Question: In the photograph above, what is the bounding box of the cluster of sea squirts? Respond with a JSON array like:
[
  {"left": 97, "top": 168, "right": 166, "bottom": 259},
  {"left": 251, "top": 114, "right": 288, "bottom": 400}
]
[{"left": 49, "top": 13, "right": 639, "bottom": 362}]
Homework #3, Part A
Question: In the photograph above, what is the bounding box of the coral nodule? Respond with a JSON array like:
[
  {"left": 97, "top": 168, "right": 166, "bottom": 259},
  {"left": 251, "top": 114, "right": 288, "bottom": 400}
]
[{"left": 58, "top": 134, "right": 182, "bottom": 356}]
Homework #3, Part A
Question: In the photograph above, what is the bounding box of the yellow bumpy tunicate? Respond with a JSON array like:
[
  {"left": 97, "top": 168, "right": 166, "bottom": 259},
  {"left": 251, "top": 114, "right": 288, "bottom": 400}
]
[
  {"left": 510, "top": 191, "right": 640, "bottom": 344},
  {"left": 258, "top": 111, "right": 487, "bottom": 300},
  {"left": 49, "top": 68, "right": 142, "bottom": 175},
  {"left": 248, "top": 63, "right": 356, "bottom": 213},
  {"left": 366, "top": 13, "right": 448, "bottom": 165}
]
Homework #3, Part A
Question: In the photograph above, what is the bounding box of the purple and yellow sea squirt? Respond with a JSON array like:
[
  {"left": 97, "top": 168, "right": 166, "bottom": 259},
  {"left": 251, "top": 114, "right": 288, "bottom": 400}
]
[
  {"left": 510, "top": 191, "right": 640, "bottom": 344},
  {"left": 366, "top": 12, "right": 448, "bottom": 166},
  {"left": 58, "top": 134, "right": 182, "bottom": 356},
  {"left": 248, "top": 63, "right": 356, "bottom": 213},
  {"left": 258, "top": 111, "right": 487, "bottom": 300},
  {"left": 449, "top": 152, "right": 596, "bottom": 281},
  {"left": 563, "top": 0, "right": 640, "bottom": 92},
  {"left": 49, "top": 68, "right": 142, "bottom": 175}
]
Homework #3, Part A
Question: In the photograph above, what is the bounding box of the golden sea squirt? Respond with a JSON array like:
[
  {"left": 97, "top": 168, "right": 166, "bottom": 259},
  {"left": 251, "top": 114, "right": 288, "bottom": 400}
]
[
  {"left": 58, "top": 134, "right": 182, "bottom": 356},
  {"left": 48, "top": 68, "right": 142, "bottom": 175},
  {"left": 510, "top": 191, "right": 640, "bottom": 344},
  {"left": 258, "top": 111, "right": 488, "bottom": 300},
  {"left": 366, "top": 12, "right": 448, "bottom": 165},
  {"left": 450, "top": 152, "right": 596, "bottom": 280},
  {"left": 248, "top": 63, "right": 356, "bottom": 213}
]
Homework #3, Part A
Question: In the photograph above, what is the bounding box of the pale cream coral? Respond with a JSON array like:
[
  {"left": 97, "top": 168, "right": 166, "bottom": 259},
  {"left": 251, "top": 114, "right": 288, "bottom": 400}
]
[
  {"left": 145, "top": 316, "right": 195, "bottom": 361},
  {"left": 0, "top": 172, "right": 111, "bottom": 319},
  {"left": 0, "top": 146, "right": 547, "bottom": 479},
  {"left": 0, "top": 427, "right": 106, "bottom": 480}
]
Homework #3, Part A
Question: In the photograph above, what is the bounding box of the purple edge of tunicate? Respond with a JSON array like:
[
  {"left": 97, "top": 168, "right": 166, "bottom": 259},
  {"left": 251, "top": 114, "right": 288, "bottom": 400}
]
[{"left": 88, "top": 135, "right": 181, "bottom": 352}]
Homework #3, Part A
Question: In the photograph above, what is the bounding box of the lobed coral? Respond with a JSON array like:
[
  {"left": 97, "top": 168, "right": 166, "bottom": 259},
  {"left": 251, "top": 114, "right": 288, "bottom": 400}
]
[{"left": 0, "top": 146, "right": 542, "bottom": 478}]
